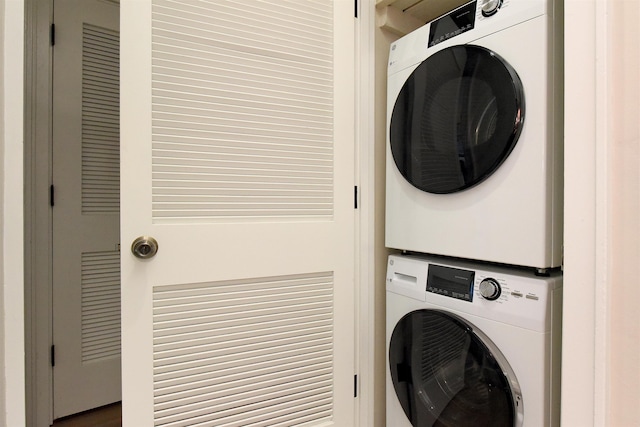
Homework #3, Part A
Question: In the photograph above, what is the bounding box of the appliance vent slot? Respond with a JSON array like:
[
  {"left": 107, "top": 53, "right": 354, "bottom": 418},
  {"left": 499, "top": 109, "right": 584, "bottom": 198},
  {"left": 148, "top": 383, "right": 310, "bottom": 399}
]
[
  {"left": 152, "top": 272, "right": 334, "bottom": 426},
  {"left": 150, "top": 0, "right": 335, "bottom": 223},
  {"left": 81, "top": 23, "right": 120, "bottom": 214},
  {"left": 81, "top": 250, "right": 121, "bottom": 363}
]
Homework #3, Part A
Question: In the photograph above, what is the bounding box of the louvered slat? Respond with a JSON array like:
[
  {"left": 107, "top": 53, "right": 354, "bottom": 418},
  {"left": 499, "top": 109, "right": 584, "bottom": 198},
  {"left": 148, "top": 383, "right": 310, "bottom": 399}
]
[
  {"left": 81, "top": 250, "right": 121, "bottom": 363},
  {"left": 152, "top": 272, "right": 334, "bottom": 427},
  {"left": 82, "top": 24, "right": 120, "bottom": 214},
  {"left": 151, "top": 0, "right": 335, "bottom": 222}
]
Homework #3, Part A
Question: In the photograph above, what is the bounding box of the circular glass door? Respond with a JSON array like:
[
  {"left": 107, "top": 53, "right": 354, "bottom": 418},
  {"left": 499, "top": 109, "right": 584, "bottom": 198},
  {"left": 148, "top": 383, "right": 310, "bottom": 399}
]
[
  {"left": 389, "top": 45, "right": 525, "bottom": 194},
  {"left": 389, "top": 309, "right": 521, "bottom": 427}
]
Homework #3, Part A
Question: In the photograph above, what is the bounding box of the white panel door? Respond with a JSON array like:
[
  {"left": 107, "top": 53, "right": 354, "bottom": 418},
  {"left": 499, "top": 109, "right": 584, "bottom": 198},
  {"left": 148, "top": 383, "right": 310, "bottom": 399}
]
[
  {"left": 121, "top": 1, "right": 357, "bottom": 426},
  {"left": 52, "top": 0, "right": 120, "bottom": 418}
]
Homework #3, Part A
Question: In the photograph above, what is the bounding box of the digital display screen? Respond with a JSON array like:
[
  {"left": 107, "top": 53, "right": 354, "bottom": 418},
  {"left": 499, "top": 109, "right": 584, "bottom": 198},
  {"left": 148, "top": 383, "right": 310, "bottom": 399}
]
[
  {"left": 428, "top": 1, "right": 477, "bottom": 47},
  {"left": 427, "top": 264, "right": 475, "bottom": 301}
]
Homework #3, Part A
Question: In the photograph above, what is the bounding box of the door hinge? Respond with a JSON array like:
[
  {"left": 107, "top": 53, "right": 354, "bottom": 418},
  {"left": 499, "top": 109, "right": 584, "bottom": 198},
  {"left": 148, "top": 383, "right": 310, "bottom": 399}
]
[
  {"left": 354, "top": 186, "right": 358, "bottom": 209},
  {"left": 354, "top": 0, "right": 358, "bottom": 18},
  {"left": 50, "top": 345, "right": 55, "bottom": 367},
  {"left": 50, "top": 184, "right": 55, "bottom": 207},
  {"left": 354, "top": 374, "right": 358, "bottom": 397},
  {"left": 50, "top": 23, "right": 55, "bottom": 46}
]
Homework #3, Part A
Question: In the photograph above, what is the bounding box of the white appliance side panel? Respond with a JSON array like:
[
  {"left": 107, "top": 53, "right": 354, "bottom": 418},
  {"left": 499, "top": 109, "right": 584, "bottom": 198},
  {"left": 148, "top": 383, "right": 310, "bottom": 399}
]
[
  {"left": 385, "top": 16, "right": 561, "bottom": 269},
  {"left": 549, "top": 285, "right": 563, "bottom": 426}
]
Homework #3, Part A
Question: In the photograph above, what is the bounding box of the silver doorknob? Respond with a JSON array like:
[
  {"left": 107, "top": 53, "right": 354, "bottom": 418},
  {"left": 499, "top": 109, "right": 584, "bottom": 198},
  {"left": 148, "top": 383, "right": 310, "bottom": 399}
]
[{"left": 131, "top": 236, "right": 158, "bottom": 259}]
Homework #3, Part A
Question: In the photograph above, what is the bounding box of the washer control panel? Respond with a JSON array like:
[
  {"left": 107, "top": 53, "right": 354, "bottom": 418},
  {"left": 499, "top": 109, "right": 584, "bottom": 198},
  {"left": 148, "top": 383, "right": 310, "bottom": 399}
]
[
  {"left": 426, "top": 264, "right": 475, "bottom": 302},
  {"left": 387, "top": 255, "right": 562, "bottom": 332}
]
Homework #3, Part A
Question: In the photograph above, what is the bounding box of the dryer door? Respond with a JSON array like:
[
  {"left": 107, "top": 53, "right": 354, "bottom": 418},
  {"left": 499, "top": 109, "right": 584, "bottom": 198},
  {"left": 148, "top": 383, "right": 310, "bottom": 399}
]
[
  {"left": 389, "top": 45, "right": 524, "bottom": 194},
  {"left": 389, "top": 309, "right": 523, "bottom": 427}
]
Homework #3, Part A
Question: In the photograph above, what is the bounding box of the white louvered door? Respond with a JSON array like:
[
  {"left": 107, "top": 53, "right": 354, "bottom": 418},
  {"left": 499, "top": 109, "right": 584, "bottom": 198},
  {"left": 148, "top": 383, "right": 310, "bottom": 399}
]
[
  {"left": 121, "top": 1, "right": 356, "bottom": 426},
  {"left": 52, "top": 0, "right": 121, "bottom": 419}
]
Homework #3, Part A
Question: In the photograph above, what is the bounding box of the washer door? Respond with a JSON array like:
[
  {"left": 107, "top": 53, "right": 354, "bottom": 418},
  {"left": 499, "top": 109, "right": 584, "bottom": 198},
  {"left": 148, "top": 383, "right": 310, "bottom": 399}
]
[
  {"left": 389, "top": 310, "right": 523, "bottom": 427},
  {"left": 389, "top": 45, "right": 525, "bottom": 194}
]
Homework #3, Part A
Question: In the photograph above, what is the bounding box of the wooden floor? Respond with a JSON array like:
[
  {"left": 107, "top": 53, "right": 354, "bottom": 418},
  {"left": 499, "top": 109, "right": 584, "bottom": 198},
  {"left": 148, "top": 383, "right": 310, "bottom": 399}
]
[{"left": 51, "top": 402, "right": 121, "bottom": 427}]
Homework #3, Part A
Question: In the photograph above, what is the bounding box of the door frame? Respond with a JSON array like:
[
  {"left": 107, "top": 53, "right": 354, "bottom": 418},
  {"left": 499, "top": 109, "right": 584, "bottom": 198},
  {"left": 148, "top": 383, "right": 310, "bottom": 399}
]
[
  {"left": 23, "top": 0, "right": 378, "bottom": 426},
  {"left": 4, "top": 0, "right": 27, "bottom": 426},
  {"left": 355, "top": 0, "right": 377, "bottom": 425},
  {"left": 24, "top": 0, "right": 54, "bottom": 425}
]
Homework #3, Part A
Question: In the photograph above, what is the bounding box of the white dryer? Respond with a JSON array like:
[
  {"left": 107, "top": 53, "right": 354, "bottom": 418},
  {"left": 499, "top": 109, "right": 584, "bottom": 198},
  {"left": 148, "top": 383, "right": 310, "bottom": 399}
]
[
  {"left": 385, "top": 0, "right": 563, "bottom": 270},
  {"left": 386, "top": 254, "right": 562, "bottom": 427}
]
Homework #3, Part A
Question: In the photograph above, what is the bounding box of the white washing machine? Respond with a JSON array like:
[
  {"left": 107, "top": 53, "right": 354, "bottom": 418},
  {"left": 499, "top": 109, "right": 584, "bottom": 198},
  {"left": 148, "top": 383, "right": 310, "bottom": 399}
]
[
  {"left": 385, "top": 0, "right": 563, "bottom": 270},
  {"left": 386, "top": 254, "right": 562, "bottom": 426}
]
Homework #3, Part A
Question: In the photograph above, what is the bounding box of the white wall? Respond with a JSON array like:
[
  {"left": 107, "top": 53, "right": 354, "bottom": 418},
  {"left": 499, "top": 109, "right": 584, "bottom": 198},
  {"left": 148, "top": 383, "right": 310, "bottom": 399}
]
[
  {"left": 562, "top": 0, "right": 639, "bottom": 425},
  {"left": 1, "top": 0, "right": 25, "bottom": 425},
  {"left": 608, "top": 0, "right": 640, "bottom": 424},
  {"left": 562, "top": 0, "right": 601, "bottom": 424}
]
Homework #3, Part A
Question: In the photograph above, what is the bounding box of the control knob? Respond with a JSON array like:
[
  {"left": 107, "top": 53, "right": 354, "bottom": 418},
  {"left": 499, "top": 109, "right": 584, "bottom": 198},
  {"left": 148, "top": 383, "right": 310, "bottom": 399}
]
[
  {"left": 479, "top": 278, "right": 501, "bottom": 300},
  {"left": 481, "top": 0, "right": 502, "bottom": 17}
]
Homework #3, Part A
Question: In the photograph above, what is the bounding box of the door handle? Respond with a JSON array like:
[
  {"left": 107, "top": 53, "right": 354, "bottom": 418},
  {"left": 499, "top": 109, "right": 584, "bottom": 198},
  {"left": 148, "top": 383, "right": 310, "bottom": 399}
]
[{"left": 131, "top": 236, "right": 158, "bottom": 259}]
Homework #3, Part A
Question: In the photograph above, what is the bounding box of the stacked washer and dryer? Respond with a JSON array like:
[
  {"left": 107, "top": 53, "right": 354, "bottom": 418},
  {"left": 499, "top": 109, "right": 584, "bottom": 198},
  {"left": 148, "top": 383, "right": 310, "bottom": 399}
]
[{"left": 385, "top": 0, "right": 563, "bottom": 426}]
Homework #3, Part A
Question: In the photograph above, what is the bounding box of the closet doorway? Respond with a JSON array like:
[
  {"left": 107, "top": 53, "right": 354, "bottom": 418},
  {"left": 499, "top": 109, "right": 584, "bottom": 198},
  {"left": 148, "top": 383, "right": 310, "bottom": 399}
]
[{"left": 51, "top": 0, "right": 121, "bottom": 419}]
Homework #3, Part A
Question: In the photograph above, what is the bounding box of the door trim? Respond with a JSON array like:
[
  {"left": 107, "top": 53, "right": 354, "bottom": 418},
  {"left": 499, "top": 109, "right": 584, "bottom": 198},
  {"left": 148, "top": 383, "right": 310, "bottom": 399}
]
[
  {"left": 4, "top": 1, "right": 27, "bottom": 426},
  {"left": 355, "top": 0, "right": 377, "bottom": 425},
  {"left": 24, "top": 0, "right": 54, "bottom": 425}
]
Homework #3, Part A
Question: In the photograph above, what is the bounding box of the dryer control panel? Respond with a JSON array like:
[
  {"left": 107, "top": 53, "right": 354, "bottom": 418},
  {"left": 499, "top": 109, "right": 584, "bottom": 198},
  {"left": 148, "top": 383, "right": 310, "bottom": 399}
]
[{"left": 427, "top": 1, "right": 477, "bottom": 47}]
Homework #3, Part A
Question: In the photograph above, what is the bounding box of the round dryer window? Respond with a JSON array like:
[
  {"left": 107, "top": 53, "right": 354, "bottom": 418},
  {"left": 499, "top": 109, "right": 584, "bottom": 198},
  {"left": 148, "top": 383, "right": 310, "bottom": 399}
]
[
  {"left": 388, "top": 310, "right": 523, "bottom": 426},
  {"left": 389, "top": 45, "right": 525, "bottom": 194}
]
